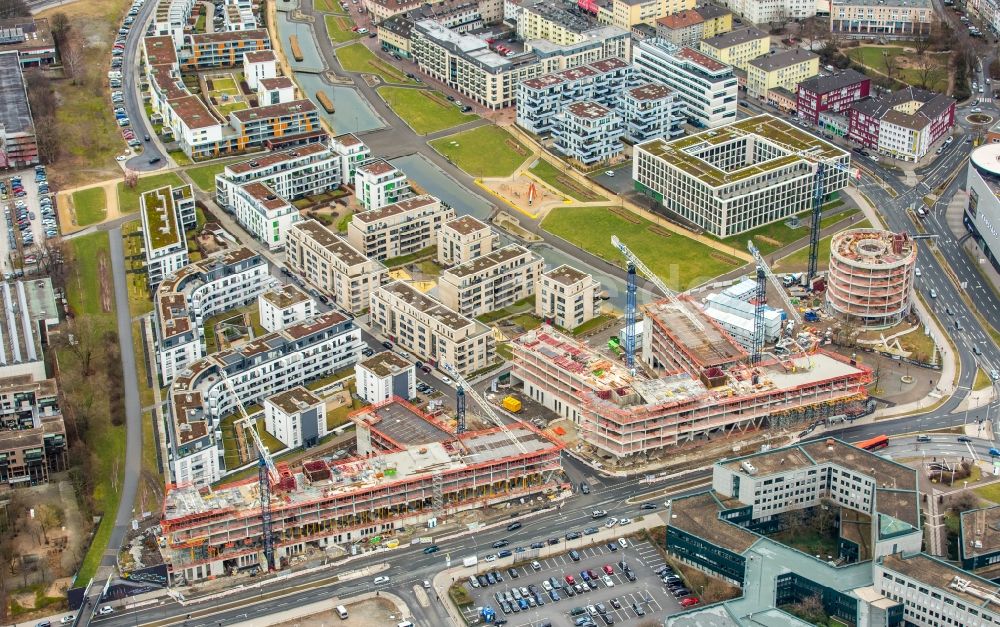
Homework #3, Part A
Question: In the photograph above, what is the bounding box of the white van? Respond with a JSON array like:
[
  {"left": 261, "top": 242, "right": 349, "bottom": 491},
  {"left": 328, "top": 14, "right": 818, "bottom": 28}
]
[{"left": 335, "top": 605, "right": 348, "bottom": 619}]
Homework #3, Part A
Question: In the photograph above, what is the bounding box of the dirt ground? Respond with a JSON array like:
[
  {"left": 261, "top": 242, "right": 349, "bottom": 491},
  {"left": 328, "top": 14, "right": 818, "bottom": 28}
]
[
  {"left": 273, "top": 597, "right": 403, "bottom": 627},
  {"left": 481, "top": 174, "right": 567, "bottom": 214},
  {"left": 98, "top": 252, "right": 112, "bottom": 313}
]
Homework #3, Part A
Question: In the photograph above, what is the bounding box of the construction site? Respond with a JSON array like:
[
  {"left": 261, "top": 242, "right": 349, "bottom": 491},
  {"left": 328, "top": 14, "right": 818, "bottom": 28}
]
[
  {"left": 512, "top": 291, "right": 872, "bottom": 459},
  {"left": 158, "top": 397, "right": 565, "bottom": 585},
  {"left": 826, "top": 228, "right": 917, "bottom": 328}
]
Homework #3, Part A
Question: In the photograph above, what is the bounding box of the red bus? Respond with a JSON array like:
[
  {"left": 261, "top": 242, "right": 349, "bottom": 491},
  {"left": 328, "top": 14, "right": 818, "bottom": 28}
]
[{"left": 856, "top": 434, "right": 889, "bottom": 451}]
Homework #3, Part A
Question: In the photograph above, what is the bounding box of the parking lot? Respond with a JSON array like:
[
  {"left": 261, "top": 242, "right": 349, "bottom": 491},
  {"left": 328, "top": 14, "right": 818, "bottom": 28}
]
[
  {"left": 460, "top": 536, "right": 684, "bottom": 626},
  {"left": 0, "top": 166, "right": 58, "bottom": 277}
]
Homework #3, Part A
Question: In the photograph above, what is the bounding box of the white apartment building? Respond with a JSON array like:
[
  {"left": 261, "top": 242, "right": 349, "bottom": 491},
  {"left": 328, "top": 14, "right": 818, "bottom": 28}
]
[
  {"left": 153, "top": 247, "right": 272, "bottom": 385},
  {"left": 228, "top": 181, "right": 300, "bottom": 251},
  {"left": 263, "top": 386, "right": 326, "bottom": 449},
  {"left": 150, "top": 0, "right": 197, "bottom": 47},
  {"left": 535, "top": 264, "right": 602, "bottom": 330},
  {"left": 215, "top": 141, "right": 354, "bottom": 210},
  {"left": 258, "top": 284, "right": 315, "bottom": 332},
  {"left": 222, "top": 0, "right": 258, "bottom": 31},
  {"left": 633, "top": 39, "right": 738, "bottom": 128},
  {"left": 330, "top": 133, "right": 371, "bottom": 183},
  {"left": 243, "top": 50, "right": 277, "bottom": 89},
  {"left": 347, "top": 195, "right": 455, "bottom": 261},
  {"left": 437, "top": 215, "right": 497, "bottom": 266},
  {"left": 720, "top": 0, "right": 817, "bottom": 25},
  {"left": 438, "top": 244, "right": 544, "bottom": 318},
  {"left": 620, "top": 82, "right": 683, "bottom": 143},
  {"left": 355, "top": 351, "right": 416, "bottom": 404},
  {"left": 633, "top": 114, "right": 850, "bottom": 237},
  {"left": 553, "top": 101, "right": 624, "bottom": 165},
  {"left": 257, "top": 77, "right": 296, "bottom": 106},
  {"left": 354, "top": 159, "right": 411, "bottom": 211},
  {"left": 369, "top": 281, "right": 494, "bottom": 375},
  {"left": 284, "top": 220, "right": 389, "bottom": 315},
  {"left": 410, "top": 18, "right": 631, "bottom": 110},
  {"left": 515, "top": 58, "right": 634, "bottom": 136},
  {"left": 169, "top": 311, "right": 362, "bottom": 486},
  {"left": 140, "top": 183, "right": 197, "bottom": 287}
]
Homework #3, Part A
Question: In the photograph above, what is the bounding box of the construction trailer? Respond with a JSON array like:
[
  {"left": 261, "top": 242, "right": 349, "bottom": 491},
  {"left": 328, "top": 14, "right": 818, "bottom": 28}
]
[
  {"left": 512, "top": 304, "right": 872, "bottom": 459},
  {"left": 159, "top": 397, "right": 564, "bottom": 584}
]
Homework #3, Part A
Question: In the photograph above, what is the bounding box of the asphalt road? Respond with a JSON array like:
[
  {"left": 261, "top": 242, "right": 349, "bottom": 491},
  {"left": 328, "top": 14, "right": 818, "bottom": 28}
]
[
  {"left": 122, "top": 0, "right": 167, "bottom": 172},
  {"left": 79, "top": 227, "right": 144, "bottom": 626}
]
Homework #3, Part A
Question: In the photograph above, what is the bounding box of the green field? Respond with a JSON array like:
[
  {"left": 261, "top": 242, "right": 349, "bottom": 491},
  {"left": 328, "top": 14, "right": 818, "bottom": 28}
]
[
  {"left": 529, "top": 158, "right": 606, "bottom": 202},
  {"left": 379, "top": 86, "right": 478, "bottom": 136},
  {"left": 314, "top": 0, "right": 346, "bottom": 11},
  {"left": 775, "top": 219, "right": 873, "bottom": 271},
  {"left": 337, "top": 43, "right": 410, "bottom": 83},
  {"left": 541, "top": 206, "right": 742, "bottom": 290},
  {"left": 117, "top": 172, "right": 186, "bottom": 214},
  {"left": 846, "top": 46, "right": 949, "bottom": 91},
  {"left": 186, "top": 160, "right": 237, "bottom": 193},
  {"left": 325, "top": 13, "right": 359, "bottom": 42},
  {"left": 430, "top": 126, "right": 530, "bottom": 177},
  {"left": 66, "top": 231, "right": 111, "bottom": 316},
  {"left": 71, "top": 186, "right": 108, "bottom": 226},
  {"left": 208, "top": 75, "right": 238, "bottom": 93},
  {"left": 716, "top": 200, "right": 852, "bottom": 257}
]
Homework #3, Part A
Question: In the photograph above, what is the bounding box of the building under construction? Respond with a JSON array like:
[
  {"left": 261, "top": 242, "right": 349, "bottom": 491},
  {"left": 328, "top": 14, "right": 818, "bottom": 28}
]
[
  {"left": 826, "top": 228, "right": 917, "bottom": 328},
  {"left": 513, "top": 300, "right": 872, "bottom": 458},
  {"left": 159, "top": 397, "right": 564, "bottom": 584}
]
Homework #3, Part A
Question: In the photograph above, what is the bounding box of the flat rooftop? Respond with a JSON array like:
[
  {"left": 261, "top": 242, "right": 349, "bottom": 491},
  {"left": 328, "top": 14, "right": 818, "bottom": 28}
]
[
  {"left": 637, "top": 114, "right": 847, "bottom": 187},
  {"left": 565, "top": 100, "right": 612, "bottom": 120},
  {"left": 379, "top": 281, "right": 479, "bottom": 332},
  {"left": 353, "top": 196, "right": 440, "bottom": 225},
  {"left": 669, "top": 491, "right": 759, "bottom": 554},
  {"left": 749, "top": 48, "right": 818, "bottom": 72},
  {"left": 357, "top": 158, "right": 400, "bottom": 177},
  {"left": 701, "top": 26, "right": 767, "bottom": 50},
  {"left": 0, "top": 51, "right": 33, "bottom": 134},
  {"left": 543, "top": 264, "right": 591, "bottom": 287},
  {"left": 626, "top": 82, "right": 673, "bottom": 101},
  {"left": 444, "top": 215, "right": 489, "bottom": 236},
  {"left": 292, "top": 220, "right": 371, "bottom": 267},
  {"left": 882, "top": 552, "right": 1000, "bottom": 612},
  {"left": 962, "top": 506, "right": 1000, "bottom": 560},
  {"left": 644, "top": 299, "right": 746, "bottom": 369},
  {"left": 142, "top": 185, "right": 182, "bottom": 251},
  {"left": 227, "top": 142, "right": 328, "bottom": 175},
  {"left": 168, "top": 94, "right": 220, "bottom": 130},
  {"left": 444, "top": 244, "right": 533, "bottom": 280},
  {"left": 261, "top": 283, "right": 310, "bottom": 309},
  {"left": 266, "top": 385, "right": 321, "bottom": 414},
  {"left": 359, "top": 350, "right": 412, "bottom": 378}
]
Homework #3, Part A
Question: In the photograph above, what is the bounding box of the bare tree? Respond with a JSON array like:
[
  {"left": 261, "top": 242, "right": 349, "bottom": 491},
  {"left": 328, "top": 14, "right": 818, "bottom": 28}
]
[
  {"left": 61, "top": 34, "right": 85, "bottom": 85},
  {"left": 0, "top": 0, "right": 29, "bottom": 18},
  {"left": 36, "top": 504, "right": 63, "bottom": 545},
  {"left": 950, "top": 491, "right": 981, "bottom": 514},
  {"left": 882, "top": 50, "right": 899, "bottom": 85},
  {"left": 913, "top": 26, "right": 932, "bottom": 55},
  {"left": 916, "top": 56, "right": 937, "bottom": 89}
]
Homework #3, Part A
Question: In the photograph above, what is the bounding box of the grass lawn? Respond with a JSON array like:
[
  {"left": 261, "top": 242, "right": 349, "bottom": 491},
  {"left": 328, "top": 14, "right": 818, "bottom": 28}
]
[
  {"left": 775, "top": 219, "right": 873, "bottom": 272},
  {"left": 169, "top": 150, "right": 193, "bottom": 166},
  {"left": 71, "top": 187, "right": 108, "bottom": 227},
  {"left": 975, "top": 483, "right": 1000, "bottom": 504},
  {"left": 66, "top": 232, "right": 112, "bottom": 316},
  {"left": 117, "top": 172, "right": 186, "bottom": 214},
  {"left": 975, "top": 367, "right": 993, "bottom": 391},
  {"left": 846, "top": 46, "right": 949, "bottom": 92},
  {"left": 429, "top": 126, "right": 530, "bottom": 177},
  {"left": 337, "top": 43, "right": 410, "bottom": 83},
  {"left": 314, "top": 0, "right": 346, "bottom": 11},
  {"left": 716, "top": 200, "right": 849, "bottom": 257},
  {"left": 477, "top": 295, "right": 535, "bottom": 324},
  {"left": 325, "top": 13, "right": 359, "bottom": 42},
  {"left": 542, "top": 206, "right": 742, "bottom": 291},
  {"left": 529, "top": 158, "right": 606, "bottom": 202},
  {"left": 385, "top": 245, "right": 436, "bottom": 268},
  {"left": 379, "top": 86, "right": 477, "bottom": 135},
  {"left": 216, "top": 100, "right": 249, "bottom": 118},
  {"left": 509, "top": 313, "right": 542, "bottom": 331},
  {"left": 209, "top": 76, "right": 237, "bottom": 92},
  {"left": 572, "top": 313, "right": 618, "bottom": 337},
  {"left": 496, "top": 343, "right": 513, "bottom": 361},
  {"left": 186, "top": 160, "right": 237, "bottom": 193}
]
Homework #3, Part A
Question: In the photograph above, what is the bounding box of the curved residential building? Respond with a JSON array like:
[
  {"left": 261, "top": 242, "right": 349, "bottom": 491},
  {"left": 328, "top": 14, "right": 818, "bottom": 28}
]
[{"left": 826, "top": 228, "right": 917, "bottom": 327}]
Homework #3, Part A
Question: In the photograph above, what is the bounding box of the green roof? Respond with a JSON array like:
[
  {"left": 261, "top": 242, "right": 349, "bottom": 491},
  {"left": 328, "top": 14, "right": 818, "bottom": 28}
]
[{"left": 142, "top": 186, "right": 182, "bottom": 251}]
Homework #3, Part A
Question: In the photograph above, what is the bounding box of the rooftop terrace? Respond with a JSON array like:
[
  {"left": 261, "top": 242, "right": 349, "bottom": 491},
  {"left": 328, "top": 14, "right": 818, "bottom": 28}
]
[{"left": 142, "top": 185, "right": 182, "bottom": 251}]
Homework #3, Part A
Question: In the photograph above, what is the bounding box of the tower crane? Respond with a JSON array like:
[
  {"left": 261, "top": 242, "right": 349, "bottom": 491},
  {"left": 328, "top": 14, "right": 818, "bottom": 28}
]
[
  {"left": 218, "top": 372, "right": 277, "bottom": 571},
  {"left": 442, "top": 364, "right": 527, "bottom": 455},
  {"left": 612, "top": 235, "right": 704, "bottom": 372},
  {"left": 747, "top": 240, "right": 803, "bottom": 328},
  {"left": 722, "top": 120, "right": 858, "bottom": 288}
]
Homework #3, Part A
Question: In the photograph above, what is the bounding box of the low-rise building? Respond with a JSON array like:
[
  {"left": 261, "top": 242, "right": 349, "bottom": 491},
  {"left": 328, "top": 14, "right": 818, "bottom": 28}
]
[
  {"left": 698, "top": 26, "right": 769, "bottom": 71},
  {"left": 535, "top": 265, "right": 602, "bottom": 330},
  {"left": 140, "top": 184, "right": 197, "bottom": 287},
  {"left": 719, "top": 0, "right": 816, "bottom": 25},
  {"left": 0, "top": 51, "right": 38, "bottom": 168},
  {"left": 438, "top": 244, "right": 543, "bottom": 318},
  {"left": 256, "top": 76, "right": 296, "bottom": 106},
  {"left": 229, "top": 99, "right": 324, "bottom": 152},
  {"left": 694, "top": 3, "right": 733, "bottom": 36},
  {"left": 796, "top": 69, "right": 870, "bottom": 125},
  {"left": 243, "top": 49, "right": 277, "bottom": 89},
  {"left": 654, "top": 10, "right": 705, "bottom": 46},
  {"left": 153, "top": 247, "right": 272, "bottom": 384},
  {"left": 354, "top": 159, "right": 411, "bottom": 211},
  {"left": 179, "top": 29, "right": 270, "bottom": 71},
  {"left": 169, "top": 311, "right": 362, "bottom": 486},
  {"left": 831, "top": 0, "right": 935, "bottom": 38},
  {"left": 633, "top": 114, "right": 850, "bottom": 237},
  {"left": 0, "top": 18, "right": 57, "bottom": 68},
  {"left": 347, "top": 195, "right": 455, "bottom": 261},
  {"left": 437, "top": 215, "right": 498, "bottom": 266},
  {"left": 848, "top": 88, "right": 956, "bottom": 162},
  {"left": 228, "top": 181, "right": 300, "bottom": 250},
  {"left": 746, "top": 47, "right": 819, "bottom": 101},
  {"left": 620, "top": 82, "right": 682, "bottom": 142},
  {"left": 369, "top": 281, "right": 494, "bottom": 375},
  {"left": 263, "top": 386, "right": 326, "bottom": 449},
  {"left": 284, "top": 220, "right": 389, "bottom": 315},
  {"left": 258, "top": 284, "right": 314, "bottom": 332},
  {"left": 633, "top": 39, "right": 738, "bottom": 128},
  {"left": 0, "top": 377, "right": 67, "bottom": 487},
  {"left": 355, "top": 351, "right": 416, "bottom": 404},
  {"left": 552, "top": 101, "right": 623, "bottom": 165},
  {"left": 583, "top": 0, "right": 698, "bottom": 29},
  {"left": 377, "top": 15, "right": 414, "bottom": 58}
]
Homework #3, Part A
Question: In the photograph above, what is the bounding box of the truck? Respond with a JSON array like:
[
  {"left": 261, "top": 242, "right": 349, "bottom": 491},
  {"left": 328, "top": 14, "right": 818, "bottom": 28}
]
[
  {"left": 463, "top": 555, "right": 478, "bottom": 567},
  {"left": 502, "top": 396, "right": 522, "bottom": 413}
]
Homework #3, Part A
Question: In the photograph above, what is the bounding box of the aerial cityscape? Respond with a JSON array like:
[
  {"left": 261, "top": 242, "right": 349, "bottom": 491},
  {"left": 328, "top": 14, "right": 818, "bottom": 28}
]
[{"left": 0, "top": 0, "right": 996, "bottom": 623}]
